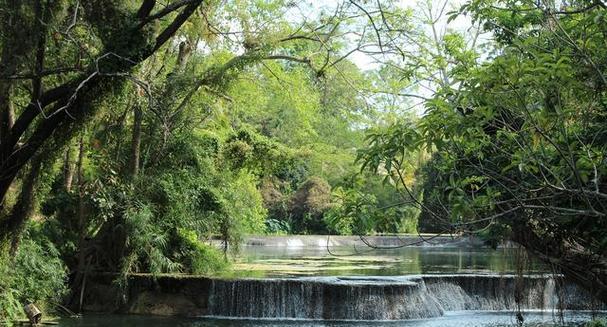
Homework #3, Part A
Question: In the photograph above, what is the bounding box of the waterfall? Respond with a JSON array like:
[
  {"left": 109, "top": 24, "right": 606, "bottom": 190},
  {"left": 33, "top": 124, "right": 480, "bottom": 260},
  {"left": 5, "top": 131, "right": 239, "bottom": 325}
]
[
  {"left": 543, "top": 277, "right": 557, "bottom": 311},
  {"left": 208, "top": 276, "right": 443, "bottom": 320},
  {"left": 206, "top": 274, "right": 599, "bottom": 320},
  {"left": 423, "top": 275, "right": 555, "bottom": 311}
]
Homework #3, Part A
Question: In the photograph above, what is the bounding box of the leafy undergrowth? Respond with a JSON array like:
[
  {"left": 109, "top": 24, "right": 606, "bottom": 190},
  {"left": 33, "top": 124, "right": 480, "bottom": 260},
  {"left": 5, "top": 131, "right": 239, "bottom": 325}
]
[
  {"left": 0, "top": 231, "right": 67, "bottom": 322},
  {"left": 586, "top": 320, "right": 607, "bottom": 327}
]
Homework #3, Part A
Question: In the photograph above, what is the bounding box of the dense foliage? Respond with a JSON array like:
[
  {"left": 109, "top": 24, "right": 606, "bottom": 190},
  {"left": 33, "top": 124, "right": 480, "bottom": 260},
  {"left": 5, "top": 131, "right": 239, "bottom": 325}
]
[
  {"left": 358, "top": 0, "right": 607, "bottom": 302},
  {"left": 2, "top": 0, "right": 607, "bottom": 319},
  {"left": 0, "top": 227, "right": 67, "bottom": 320},
  {"left": 0, "top": 0, "right": 420, "bottom": 317}
]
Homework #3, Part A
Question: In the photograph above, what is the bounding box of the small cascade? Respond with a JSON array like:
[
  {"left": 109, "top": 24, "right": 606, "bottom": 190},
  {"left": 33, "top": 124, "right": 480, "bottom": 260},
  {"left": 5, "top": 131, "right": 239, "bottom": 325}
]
[
  {"left": 206, "top": 274, "right": 599, "bottom": 320},
  {"left": 208, "top": 276, "right": 443, "bottom": 320},
  {"left": 543, "top": 277, "right": 557, "bottom": 310},
  {"left": 423, "top": 275, "right": 556, "bottom": 311}
]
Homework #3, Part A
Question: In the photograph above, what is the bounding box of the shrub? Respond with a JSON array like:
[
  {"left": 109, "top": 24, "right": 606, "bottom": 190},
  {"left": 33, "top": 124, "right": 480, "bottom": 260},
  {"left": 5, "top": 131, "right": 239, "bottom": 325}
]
[
  {"left": 265, "top": 218, "right": 292, "bottom": 235},
  {"left": 586, "top": 320, "right": 607, "bottom": 327},
  {"left": 289, "top": 176, "right": 333, "bottom": 233},
  {"left": 324, "top": 187, "right": 377, "bottom": 235},
  {"left": 178, "top": 229, "right": 229, "bottom": 275},
  {"left": 0, "top": 273, "right": 21, "bottom": 321},
  {"left": 220, "top": 171, "right": 267, "bottom": 235},
  {"left": 0, "top": 233, "right": 68, "bottom": 321},
  {"left": 12, "top": 238, "right": 68, "bottom": 305},
  {"left": 374, "top": 206, "right": 420, "bottom": 234},
  {"left": 259, "top": 178, "right": 289, "bottom": 221}
]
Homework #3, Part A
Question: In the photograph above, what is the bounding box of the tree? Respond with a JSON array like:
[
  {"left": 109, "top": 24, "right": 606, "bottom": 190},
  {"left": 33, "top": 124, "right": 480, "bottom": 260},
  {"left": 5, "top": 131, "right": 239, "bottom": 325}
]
[
  {"left": 360, "top": 0, "right": 607, "bottom": 302},
  {"left": 0, "top": 0, "right": 374, "bottom": 250},
  {"left": 289, "top": 176, "right": 334, "bottom": 233},
  {"left": 0, "top": 0, "right": 206, "bottom": 246}
]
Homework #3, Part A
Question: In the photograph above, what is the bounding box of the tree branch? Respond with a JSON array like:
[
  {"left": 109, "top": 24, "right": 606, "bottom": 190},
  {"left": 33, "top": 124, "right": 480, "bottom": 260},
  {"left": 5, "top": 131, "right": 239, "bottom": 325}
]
[
  {"left": 137, "top": 0, "right": 156, "bottom": 19},
  {"left": 139, "top": 0, "right": 198, "bottom": 27},
  {"left": 153, "top": 0, "right": 203, "bottom": 52}
]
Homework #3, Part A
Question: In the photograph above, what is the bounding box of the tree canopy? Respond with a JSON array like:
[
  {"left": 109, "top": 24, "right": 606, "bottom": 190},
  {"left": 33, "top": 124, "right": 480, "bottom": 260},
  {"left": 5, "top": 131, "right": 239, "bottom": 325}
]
[{"left": 2, "top": 0, "right": 607, "bottom": 319}]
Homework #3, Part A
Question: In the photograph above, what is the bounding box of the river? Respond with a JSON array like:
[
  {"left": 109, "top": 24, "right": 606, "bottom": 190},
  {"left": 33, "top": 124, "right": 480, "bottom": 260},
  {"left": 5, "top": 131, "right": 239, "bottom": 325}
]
[
  {"left": 57, "top": 312, "right": 604, "bottom": 327},
  {"left": 56, "top": 237, "right": 605, "bottom": 326}
]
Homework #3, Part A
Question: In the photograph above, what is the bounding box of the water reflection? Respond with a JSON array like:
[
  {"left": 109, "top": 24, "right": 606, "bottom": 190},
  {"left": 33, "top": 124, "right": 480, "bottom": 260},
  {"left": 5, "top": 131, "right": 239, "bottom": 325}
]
[
  {"left": 228, "top": 247, "right": 547, "bottom": 278},
  {"left": 58, "top": 312, "right": 603, "bottom": 327}
]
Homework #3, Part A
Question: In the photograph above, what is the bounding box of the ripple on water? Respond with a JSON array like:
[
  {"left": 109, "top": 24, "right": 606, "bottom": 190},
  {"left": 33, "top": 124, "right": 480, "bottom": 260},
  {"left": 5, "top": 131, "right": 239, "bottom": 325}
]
[
  {"left": 230, "top": 246, "right": 548, "bottom": 278},
  {"left": 56, "top": 312, "right": 605, "bottom": 327}
]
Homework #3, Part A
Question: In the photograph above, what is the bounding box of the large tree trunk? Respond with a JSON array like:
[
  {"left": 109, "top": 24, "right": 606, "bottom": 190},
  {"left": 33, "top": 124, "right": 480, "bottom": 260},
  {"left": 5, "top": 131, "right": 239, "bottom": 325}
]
[
  {"left": 76, "top": 133, "right": 86, "bottom": 270},
  {"left": 75, "top": 133, "right": 88, "bottom": 312},
  {"left": 0, "top": 83, "right": 15, "bottom": 148},
  {"left": 0, "top": 0, "right": 204, "bottom": 236},
  {"left": 5, "top": 157, "right": 43, "bottom": 255},
  {"left": 1, "top": 1, "right": 47, "bottom": 245},
  {"left": 63, "top": 144, "right": 76, "bottom": 192},
  {"left": 177, "top": 40, "right": 192, "bottom": 71},
  {"left": 0, "top": 1, "right": 21, "bottom": 190}
]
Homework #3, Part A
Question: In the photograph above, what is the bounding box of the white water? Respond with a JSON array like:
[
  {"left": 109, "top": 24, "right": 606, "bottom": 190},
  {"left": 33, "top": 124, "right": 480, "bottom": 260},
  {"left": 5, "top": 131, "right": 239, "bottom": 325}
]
[{"left": 207, "top": 275, "right": 598, "bottom": 320}]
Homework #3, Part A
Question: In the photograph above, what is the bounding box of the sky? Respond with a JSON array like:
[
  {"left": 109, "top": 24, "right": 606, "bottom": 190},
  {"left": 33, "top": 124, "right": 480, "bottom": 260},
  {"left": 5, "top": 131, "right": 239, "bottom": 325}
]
[
  {"left": 286, "top": 0, "right": 477, "bottom": 71},
  {"left": 259, "top": 0, "right": 490, "bottom": 115}
]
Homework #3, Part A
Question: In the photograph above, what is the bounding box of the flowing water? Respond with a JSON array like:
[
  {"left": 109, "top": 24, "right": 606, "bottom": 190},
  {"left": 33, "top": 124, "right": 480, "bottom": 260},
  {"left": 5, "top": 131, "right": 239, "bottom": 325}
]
[
  {"left": 205, "top": 275, "right": 598, "bottom": 320},
  {"left": 58, "top": 240, "right": 605, "bottom": 326}
]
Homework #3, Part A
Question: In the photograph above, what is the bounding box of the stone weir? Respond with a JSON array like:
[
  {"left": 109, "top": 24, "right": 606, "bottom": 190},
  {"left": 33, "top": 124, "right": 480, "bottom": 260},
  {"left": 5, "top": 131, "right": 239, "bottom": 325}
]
[
  {"left": 224, "top": 235, "right": 488, "bottom": 248},
  {"left": 207, "top": 276, "right": 443, "bottom": 320},
  {"left": 83, "top": 274, "right": 603, "bottom": 320}
]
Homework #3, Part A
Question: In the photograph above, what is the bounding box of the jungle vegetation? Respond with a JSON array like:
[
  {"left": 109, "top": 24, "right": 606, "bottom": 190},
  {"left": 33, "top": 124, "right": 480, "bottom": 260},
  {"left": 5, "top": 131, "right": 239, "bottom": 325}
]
[{"left": 0, "top": 0, "right": 606, "bottom": 320}]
